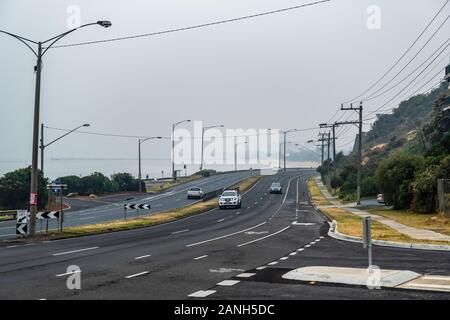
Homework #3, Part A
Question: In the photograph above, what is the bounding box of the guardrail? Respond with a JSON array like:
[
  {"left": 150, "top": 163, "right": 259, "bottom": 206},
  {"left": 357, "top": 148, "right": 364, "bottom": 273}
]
[{"left": 0, "top": 210, "right": 17, "bottom": 219}]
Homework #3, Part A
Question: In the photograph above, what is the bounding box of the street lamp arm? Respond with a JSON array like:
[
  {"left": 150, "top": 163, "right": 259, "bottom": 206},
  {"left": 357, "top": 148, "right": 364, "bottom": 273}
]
[
  {"left": 0, "top": 30, "right": 38, "bottom": 56},
  {"left": 43, "top": 124, "right": 85, "bottom": 149},
  {"left": 139, "top": 136, "right": 163, "bottom": 144},
  {"left": 41, "top": 22, "right": 100, "bottom": 56}
]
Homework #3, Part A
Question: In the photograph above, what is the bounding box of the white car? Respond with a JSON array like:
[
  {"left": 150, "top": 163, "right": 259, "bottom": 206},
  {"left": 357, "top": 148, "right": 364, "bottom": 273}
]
[
  {"left": 219, "top": 190, "right": 242, "bottom": 209},
  {"left": 187, "top": 187, "right": 203, "bottom": 199},
  {"left": 377, "top": 193, "right": 385, "bottom": 204}
]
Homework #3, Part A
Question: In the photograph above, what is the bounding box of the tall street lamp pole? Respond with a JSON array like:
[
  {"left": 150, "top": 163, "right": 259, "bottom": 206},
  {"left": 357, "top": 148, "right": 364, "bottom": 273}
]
[
  {"left": 235, "top": 141, "right": 247, "bottom": 172},
  {"left": 200, "top": 124, "right": 224, "bottom": 171},
  {"left": 172, "top": 120, "right": 191, "bottom": 181},
  {"left": 281, "top": 129, "right": 298, "bottom": 173},
  {"left": 0, "top": 20, "right": 112, "bottom": 236},
  {"left": 40, "top": 123, "right": 90, "bottom": 175},
  {"left": 138, "top": 136, "right": 162, "bottom": 192}
]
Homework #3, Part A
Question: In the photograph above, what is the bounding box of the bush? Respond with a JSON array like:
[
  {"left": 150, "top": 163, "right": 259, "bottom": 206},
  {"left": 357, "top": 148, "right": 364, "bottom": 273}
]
[
  {"left": 375, "top": 152, "right": 423, "bottom": 209},
  {"left": 411, "top": 166, "right": 438, "bottom": 213},
  {"left": 0, "top": 167, "right": 48, "bottom": 210}
]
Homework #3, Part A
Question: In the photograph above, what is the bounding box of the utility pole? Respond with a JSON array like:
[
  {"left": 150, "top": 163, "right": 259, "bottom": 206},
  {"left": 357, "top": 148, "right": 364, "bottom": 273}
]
[
  {"left": 319, "top": 123, "right": 338, "bottom": 178},
  {"left": 138, "top": 136, "right": 162, "bottom": 192},
  {"left": 327, "top": 131, "right": 331, "bottom": 176},
  {"left": 337, "top": 102, "right": 363, "bottom": 205}
]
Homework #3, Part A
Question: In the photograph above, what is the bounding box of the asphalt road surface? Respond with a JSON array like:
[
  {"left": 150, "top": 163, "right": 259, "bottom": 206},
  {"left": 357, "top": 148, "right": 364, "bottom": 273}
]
[
  {"left": 0, "top": 169, "right": 449, "bottom": 300},
  {"left": 0, "top": 170, "right": 253, "bottom": 239}
]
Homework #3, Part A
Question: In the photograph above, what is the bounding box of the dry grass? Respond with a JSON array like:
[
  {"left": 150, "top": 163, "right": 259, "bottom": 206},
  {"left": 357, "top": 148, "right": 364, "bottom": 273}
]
[
  {"left": 146, "top": 174, "right": 202, "bottom": 193},
  {"left": 321, "top": 207, "right": 450, "bottom": 245},
  {"left": 0, "top": 215, "right": 13, "bottom": 221},
  {"left": 28, "top": 175, "right": 262, "bottom": 241},
  {"left": 369, "top": 209, "right": 450, "bottom": 236},
  {"left": 307, "top": 179, "right": 331, "bottom": 205}
]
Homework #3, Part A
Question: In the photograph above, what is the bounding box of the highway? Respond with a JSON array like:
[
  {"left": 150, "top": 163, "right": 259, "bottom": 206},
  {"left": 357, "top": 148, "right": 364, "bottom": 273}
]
[
  {"left": 0, "top": 170, "right": 253, "bottom": 239},
  {"left": 0, "top": 169, "right": 449, "bottom": 299}
]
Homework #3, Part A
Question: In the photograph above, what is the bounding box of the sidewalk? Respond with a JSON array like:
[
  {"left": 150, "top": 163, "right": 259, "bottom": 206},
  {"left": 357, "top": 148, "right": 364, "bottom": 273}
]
[{"left": 315, "top": 177, "right": 450, "bottom": 242}]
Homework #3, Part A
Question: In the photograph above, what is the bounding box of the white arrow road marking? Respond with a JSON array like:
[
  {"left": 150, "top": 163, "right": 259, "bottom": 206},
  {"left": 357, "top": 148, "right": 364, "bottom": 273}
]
[
  {"left": 53, "top": 247, "right": 99, "bottom": 256},
  {"left": 135, "top": 254, "right": 151, "bottom": 260},
  {"left": 125, "top": 271, "right": 149, "bottom": 279},
  {"left": 237, "top": 226, "right": 291, "bottom": 247},
  {"left": 188, "top": 290, "right": 216, "bottom": 298}
]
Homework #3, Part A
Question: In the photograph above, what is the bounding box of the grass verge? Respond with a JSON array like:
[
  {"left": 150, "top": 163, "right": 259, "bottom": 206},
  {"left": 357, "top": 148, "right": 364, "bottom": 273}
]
[
  {"left": 368, "top": 209, "right": 450, "bottom": 237},
  {"left": 308, "top": 178, "right": 450, "bottom": 246},
  {"left": 18, "top": 175, "right": 262, "bottom": 242},
  {"left": 0, "top": 215, "right": 13, "bottom": 221},
  {"left": 307, "top": 179, "right": 331, "bottom": 206}
]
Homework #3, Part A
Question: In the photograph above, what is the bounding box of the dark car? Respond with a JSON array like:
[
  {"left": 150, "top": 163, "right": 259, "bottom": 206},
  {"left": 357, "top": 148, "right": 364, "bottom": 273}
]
[{"left": 269, "top": 182, "right": 282, "bottom": 194}]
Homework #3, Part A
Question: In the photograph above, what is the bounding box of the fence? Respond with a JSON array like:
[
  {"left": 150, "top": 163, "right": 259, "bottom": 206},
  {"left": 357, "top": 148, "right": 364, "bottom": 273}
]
[{"left": 437, "top": 179, "right": 450, "bottom": 217}]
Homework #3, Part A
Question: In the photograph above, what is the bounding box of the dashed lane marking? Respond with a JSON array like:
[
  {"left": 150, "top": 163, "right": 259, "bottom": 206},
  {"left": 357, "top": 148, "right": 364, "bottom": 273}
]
[
  {"left": 280, "top": 257, "right": 289, "bottom": 261},
  {"left": 236, "top": 273, "right": 256, "bottom": 278},
  {"left": 125, "top": 271, "right": 149, "bottom": 279},
  {"left": 172, "top": 229, "right": 189, "bottom": 235},
  {"left": 237, "top": 226, "right": 291, "bottom": 247},
  {"left": 56, "top": 270, "right": 81, "bottom": 277},
  {"left": 188, "top": 290, "right": 216, "bottom": 298},
  {"left": 217, "top": 280, "right": 240, "bottom": 286},
  {"left": 53, "top": 247, "right": 99, "bottom": 256},
  {"left": 194, "top": 255, "right": 208, "bottom": 260},
  {"left": 217, "top": 219, "right": 225, "bottom": 223},
  {"left": 268, "top": 261, "right": 278, "bottom": 266},
  {"left": 135, "top": 254, "right": 151, "bottom": 260}
]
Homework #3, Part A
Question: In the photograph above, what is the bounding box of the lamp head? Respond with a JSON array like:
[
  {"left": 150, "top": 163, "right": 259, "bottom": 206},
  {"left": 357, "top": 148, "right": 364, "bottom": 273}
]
[{"left": 97, "top": 20, "right": 112, "bottom": 28}]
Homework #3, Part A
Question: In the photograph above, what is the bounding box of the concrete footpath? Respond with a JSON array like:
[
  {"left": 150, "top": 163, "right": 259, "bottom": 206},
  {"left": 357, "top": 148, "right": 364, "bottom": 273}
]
[{"left": 315, "top": 177, "right": 450, "bottom": 242}]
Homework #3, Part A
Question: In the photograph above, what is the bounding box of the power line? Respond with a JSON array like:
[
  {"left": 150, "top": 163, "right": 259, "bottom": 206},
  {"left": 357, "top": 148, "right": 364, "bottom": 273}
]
[
  {"left": 49, "top": 0, "right": 331, "bottom": 49},
  {"left": 341, "top": 0, "right": 449, "bottom": 104}
]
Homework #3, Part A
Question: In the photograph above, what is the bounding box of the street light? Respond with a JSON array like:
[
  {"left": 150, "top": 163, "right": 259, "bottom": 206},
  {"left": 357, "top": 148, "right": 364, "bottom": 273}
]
[
  {"left": 0, "top": 20, "right": 112, "bottom": 236},
  {"left": 281, "top": 129, "right": 299, "bottom": 173},
  {"left": 172, "top": 120, "right": 191, "bottom": 181},
  {"left": 235, "top": 140, "right": 247, "bottom": 172},
  {"left": 138, "top": 136, "right": 163, "bottom": 192},
  {"left": 200, "top": 124, "right": 224, "bottom": 171}
]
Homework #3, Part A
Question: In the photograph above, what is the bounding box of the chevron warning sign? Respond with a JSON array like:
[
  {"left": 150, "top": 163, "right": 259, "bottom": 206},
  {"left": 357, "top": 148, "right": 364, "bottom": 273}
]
[
  {"left": 36, "top": 211, "right": 60, "bottom": 219},
  {"left": 16, "top": 210, "right": 29, "bottom": 235},
  {"left": 124, "top": 204, "right": 151, "bottom": 210},
  {"left": 16, "top": 223, "right": 28, "bottom": 235}
]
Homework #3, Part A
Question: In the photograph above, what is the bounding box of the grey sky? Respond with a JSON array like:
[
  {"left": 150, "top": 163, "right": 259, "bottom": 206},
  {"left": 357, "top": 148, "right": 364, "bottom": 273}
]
[{"left": 0, "top": 0, "right": 448, "bottom": 177}]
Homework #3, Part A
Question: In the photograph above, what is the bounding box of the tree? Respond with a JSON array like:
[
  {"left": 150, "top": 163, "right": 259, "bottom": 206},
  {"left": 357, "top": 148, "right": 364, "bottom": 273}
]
[
  {"left": 111, "top": 172, "right": 139, "bottom": 191},
  {"left": 375, "top": 152, "right": 423, "bottom": 209},
  {"left": 0, "top": 167, "right": 48, "bottom": 210},
  {"left": 79, "top": 172, "right": 117, "bottom": 195}
]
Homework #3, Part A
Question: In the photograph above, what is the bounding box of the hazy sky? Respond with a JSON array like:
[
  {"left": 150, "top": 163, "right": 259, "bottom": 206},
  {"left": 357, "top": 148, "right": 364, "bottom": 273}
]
[{"left": 0, "top": 0, "right": 448, "bottom": 177}]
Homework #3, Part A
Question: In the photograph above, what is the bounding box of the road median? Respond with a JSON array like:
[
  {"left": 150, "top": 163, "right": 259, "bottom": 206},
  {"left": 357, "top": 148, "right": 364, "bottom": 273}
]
[{"left": 10, "top": 175, "right": 262, "bottom": 242}]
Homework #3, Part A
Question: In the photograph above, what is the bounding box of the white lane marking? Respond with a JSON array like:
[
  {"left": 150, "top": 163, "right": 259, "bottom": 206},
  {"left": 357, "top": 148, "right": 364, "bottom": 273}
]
[
  {"left": 268, "top": 261, "right": 278, "bottom": 266},
  {"left": 135, "top": 254, "right": 151, "bottom": 260},
  {"left": 247, "top": 207, "right": 251, "bottom": 209},
  {"left": 256, "top": 266, "right": 267, "bottom": 270},
  {"left": 172, "top": 229, "right": 189, "bottom": 235},
  {"left": 320, "top": 236, "right": 324, "bottom": 239},
  {"left": 217, "top": 280, "right": 240, "bottom": 286},
  {"left": 53, "top": 247, "right": 99, "bottom": 256},
  {"left": 297, "top": 248, "right": 305, "bottom": 252},
  {"left": 0, "top": 234, "right": 16, "bottom": 238},
  {"left": 304, "top": 245, "right": 311, "bottom": 248},
  {"left": 310, "top": 242, "right": 316, "bottom": 245},
  {"left": 194, "top": 255, "right": 208, "bottom": 260},
  {"left": 405, "top": 283, "right": 450, "bottom": 290},
  {"left": 188, "top": 290, "right": 216, "bottom": 298},
  {"left": 237, "top": 226, "right": 291, "bottom": 247},
  {"left": 217, "top": 219, "right": 225, "bottom": 223},
  {"left": 79, "top": 216, "right": 96, "bottom": 221},
  {"left": 280, "top": 257, "right": 288, "bottom": 261},
  {"left": 289, "top": 252, "right": 297, "bottom": 256},
  {"left": 125, "top": 271, "right": 149, "bottom": 279},
  {"left": 6, "top": 245, "right": 18, "bottom": 248},
  {"left": 421, "top": 275, "right": 450, "bottom": 281},
  {"left": 235, "top": 212, "right": 240, "bottom": 215},
  {"left": 56, "top": 270, "right": 81, "bottom": 277},
  {"left": 186, "top": 221, "right": 267, "bottom": 247},
  {"left": 236, "top": 273, "right": 256, "bottom": 278},
  {"left": 38, "top": 298, "right": 47, "bottom": 300},
  {"left": 254, "top": 202, "right": 258, "bottom": 205},
  {"left": 0, "top": 226, "right": 15, "bottom": 230}
]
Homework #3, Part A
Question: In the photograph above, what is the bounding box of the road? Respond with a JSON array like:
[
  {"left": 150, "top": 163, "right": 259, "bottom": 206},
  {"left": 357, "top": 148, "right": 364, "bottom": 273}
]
[
  {"left": 0, "top": 170, "right": 253, "bottom": 239},
  {"left": 0, "top": 169, "right": 449, "bottom": 300}
]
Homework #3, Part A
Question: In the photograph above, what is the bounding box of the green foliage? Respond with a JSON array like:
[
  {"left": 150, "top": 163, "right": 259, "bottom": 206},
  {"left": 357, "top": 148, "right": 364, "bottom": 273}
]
[
  {"left": 0, "top": 167, "right": 48, "bottom": 210},
  {"left": 375, "top": 152, "right": 423, "bottom": 209},
  {"left": 196, "top": 169, "right": 216, "bottom": 177},
  {"left": 111, "top": 172, "right": 141, "bottom": 192}
]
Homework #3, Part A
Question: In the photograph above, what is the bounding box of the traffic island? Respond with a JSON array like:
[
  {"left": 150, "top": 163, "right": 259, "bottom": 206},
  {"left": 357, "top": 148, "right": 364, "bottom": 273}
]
[
  {"left": 7, "top": 175, "right": 262, "bottom": 242},
  {"left": 282, "top": 266, "right": 450, "bottom": 293}
]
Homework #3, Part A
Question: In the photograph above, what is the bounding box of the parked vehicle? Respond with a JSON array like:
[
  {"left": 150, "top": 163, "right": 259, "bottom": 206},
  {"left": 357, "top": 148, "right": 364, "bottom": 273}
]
[
  {"left": 269, "top": 182, "right": 282, "bottom": 194},
  {"left": 219, "top": 189, "right": 242, "bottom": 209},
  {"left": 377, "top": 193, "right": 385, "bottom": 204},
  {"left": 187, "top": 187, "right": 204, "bottom": 199}
]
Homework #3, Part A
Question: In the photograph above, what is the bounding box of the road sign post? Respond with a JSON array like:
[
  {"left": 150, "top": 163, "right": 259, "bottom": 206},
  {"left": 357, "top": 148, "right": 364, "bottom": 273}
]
[
  {"left": 123, "top": 203, "right": 151, "bottom": 220},
  {"left": 47, "top": 183, "right": 67, "bottom": 232},
  {"left": 363, "top": 216, "right": 373, "bottom": 271},
  {"left": 16, "top": 210, "right": 29, "bottom": 236}
]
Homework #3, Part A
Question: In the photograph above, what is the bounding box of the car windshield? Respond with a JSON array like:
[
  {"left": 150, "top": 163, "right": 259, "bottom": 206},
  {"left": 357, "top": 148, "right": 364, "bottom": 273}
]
[
  {"left": 271, "top": 183, "right": 281, "bottom": 187},
  {"left": 190, "top": 188, "right": 201, "bottom": 191},
  {"left": 222, "top": 191, "right": 237, "bottom": 197}
]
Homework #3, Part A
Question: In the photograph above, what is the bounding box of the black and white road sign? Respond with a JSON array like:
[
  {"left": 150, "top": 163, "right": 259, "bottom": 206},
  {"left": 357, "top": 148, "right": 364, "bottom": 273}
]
[
  {"left": 16, "top": 223, "right": 28, "bottom": 235},
  {"left": 16, "top": 210, "right": 29, "bottom": 235},
  {"left": 36, "top": 211, "right": 60, "bottom": 219},
  {"left": 124, "top": 204, "right": 151, "bottom": 210}
]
